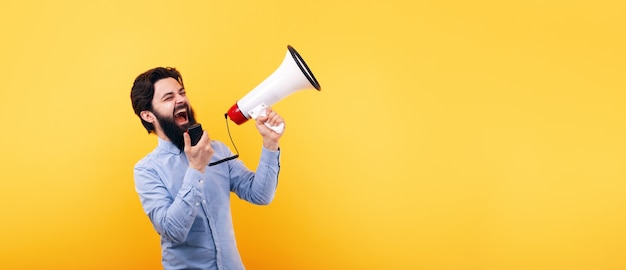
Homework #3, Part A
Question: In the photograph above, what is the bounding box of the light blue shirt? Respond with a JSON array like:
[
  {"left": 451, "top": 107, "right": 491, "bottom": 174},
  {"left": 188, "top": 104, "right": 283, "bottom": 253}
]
[{"left": 134, "top": 137, "right": 280, "bottom": 270}]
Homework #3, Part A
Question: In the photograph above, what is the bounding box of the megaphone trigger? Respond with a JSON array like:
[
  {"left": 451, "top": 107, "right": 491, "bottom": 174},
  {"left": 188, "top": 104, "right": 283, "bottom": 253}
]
[
  {"left": 247, "top": 102, "right": 268, "bottom": 120},
  {"left": 249, "top": 103, "right": 285, "bottom": 134}
]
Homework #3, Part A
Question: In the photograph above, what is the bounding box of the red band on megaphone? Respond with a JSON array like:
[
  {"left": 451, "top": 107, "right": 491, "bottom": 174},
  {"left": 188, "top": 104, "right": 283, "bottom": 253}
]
[{"left": 227, "top": 103, "right": 249, "bottom": 125}]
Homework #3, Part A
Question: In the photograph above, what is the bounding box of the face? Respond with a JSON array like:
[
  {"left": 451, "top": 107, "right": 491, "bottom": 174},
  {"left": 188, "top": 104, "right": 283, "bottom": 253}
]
[{"left": 142, "top": 77, "right": 197, "bottom": 150}]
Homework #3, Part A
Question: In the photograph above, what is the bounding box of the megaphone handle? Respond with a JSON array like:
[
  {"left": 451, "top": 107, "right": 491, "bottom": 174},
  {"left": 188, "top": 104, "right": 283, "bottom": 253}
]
[
  {"left": 249, "top": 103, "right": 284, "bottom": 134},
  {"left": 264, "top": 121, "right": 284, "bottom": 134}
]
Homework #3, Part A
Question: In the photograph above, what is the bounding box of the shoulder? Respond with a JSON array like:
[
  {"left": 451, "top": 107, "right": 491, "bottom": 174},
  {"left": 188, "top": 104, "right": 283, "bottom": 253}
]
[{"left": 134, "top": 148, "right": 160, "bottom": 171}]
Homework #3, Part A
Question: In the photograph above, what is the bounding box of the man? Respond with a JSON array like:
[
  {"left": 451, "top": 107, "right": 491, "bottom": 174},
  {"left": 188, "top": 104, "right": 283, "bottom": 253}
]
[{"left": 130, "top": 67, "right": 283, "bottom": 269}]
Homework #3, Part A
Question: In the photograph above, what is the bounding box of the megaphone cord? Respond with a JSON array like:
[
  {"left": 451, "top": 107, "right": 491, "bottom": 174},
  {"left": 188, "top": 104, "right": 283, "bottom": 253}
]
[
  {"left": 224, "top": 113, "right": 240, "bottom": 157},
  {"left": 208, "top": 114, "right": 240, "bottom": 166}
]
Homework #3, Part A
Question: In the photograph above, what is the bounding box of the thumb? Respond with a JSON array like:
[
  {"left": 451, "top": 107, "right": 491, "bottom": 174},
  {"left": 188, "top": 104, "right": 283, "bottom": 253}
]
[
  {"left": 256, "top": 115, "right": 268, "bottom": 124},
  {"left": 183, "top": 131, "right": 191, "bottom": 151}
]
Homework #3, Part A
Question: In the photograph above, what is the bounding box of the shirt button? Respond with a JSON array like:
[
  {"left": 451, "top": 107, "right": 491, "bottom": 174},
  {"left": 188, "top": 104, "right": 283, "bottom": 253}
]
[
  {"left": 202, "top": 200, "right": 206, "bottom": 203},
  {"left": 196, "top": 202, "right": 200, "bottom": 206},
  {"left": 199, "top": 179, "right": 204, "bottom": 184}
]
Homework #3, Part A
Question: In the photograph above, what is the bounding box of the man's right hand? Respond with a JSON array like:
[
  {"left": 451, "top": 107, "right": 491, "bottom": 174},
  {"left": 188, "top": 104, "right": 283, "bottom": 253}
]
[{"left": 183, "top": 130, "right": 214, "bottom": 174}]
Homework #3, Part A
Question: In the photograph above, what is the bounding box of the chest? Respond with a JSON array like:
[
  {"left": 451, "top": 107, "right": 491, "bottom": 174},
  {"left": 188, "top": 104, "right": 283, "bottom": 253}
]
[{"left": 158, "top": 155, "right": 233, "bottom": 203}]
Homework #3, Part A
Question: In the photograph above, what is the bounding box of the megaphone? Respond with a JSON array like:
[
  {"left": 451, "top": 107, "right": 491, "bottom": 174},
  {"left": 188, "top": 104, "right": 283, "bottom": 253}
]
[{"left": 226, "top": 45, "right": 321, "bottom": 133}]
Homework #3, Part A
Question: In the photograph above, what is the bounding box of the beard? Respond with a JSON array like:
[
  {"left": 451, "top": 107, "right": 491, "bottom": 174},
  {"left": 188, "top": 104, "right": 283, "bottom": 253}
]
[{"left": 154, "top": 104, "right": 197, "bottom": 152}]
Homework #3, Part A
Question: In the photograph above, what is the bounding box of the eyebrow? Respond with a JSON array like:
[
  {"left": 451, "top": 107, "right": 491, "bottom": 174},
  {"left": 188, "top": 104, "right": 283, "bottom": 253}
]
[{"left": 160, "top": 87, "right": 185, "bottom": 100}]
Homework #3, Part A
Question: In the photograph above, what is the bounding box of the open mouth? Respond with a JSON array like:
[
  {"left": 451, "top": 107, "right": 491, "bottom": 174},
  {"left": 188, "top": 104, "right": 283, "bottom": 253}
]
[{"left": 174, "top": 109, "right": 189, "bottom": 125}]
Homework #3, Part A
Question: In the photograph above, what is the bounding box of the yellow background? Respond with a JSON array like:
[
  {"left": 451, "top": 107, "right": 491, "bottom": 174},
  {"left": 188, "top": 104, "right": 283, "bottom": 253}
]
[{"left": 1, "top": 0, "right": 625, "bottom": 269}]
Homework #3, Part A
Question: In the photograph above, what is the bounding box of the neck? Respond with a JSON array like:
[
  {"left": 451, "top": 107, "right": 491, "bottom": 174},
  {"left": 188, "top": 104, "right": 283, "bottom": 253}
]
[{"left": 154, "top": 129, "right": 171, "bottom": 142}]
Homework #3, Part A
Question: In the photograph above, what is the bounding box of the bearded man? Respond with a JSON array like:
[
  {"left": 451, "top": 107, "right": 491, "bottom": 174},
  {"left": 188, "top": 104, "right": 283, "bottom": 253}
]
[{"left": 130, "top": 67, "right": 284, "bottom": 270}]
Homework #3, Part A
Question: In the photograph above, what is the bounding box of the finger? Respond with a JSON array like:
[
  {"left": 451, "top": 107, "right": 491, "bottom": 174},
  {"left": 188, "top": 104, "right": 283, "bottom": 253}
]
[
  {"left": 256, "top": 115, "right": 269, "bottom": 128},
  {"left": 183, "top": 131, "right": 191, "bottom": 151},
  {"left": 200, "top": 131, "right": 210, "bottom": 144},
  {"left": 269, "top": 113, "right": 282, "bottom": 126},
  {"left": 257, "top": 115, "right": 268, "bottom": 123},
  {"left": 201, "top": 131, "right": 215, "bottom": 153}
]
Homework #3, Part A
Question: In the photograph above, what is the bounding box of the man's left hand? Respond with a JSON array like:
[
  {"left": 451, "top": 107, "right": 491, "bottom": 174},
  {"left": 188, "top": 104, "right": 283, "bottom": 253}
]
[{"left": 255, "top": 107, "right": 284, "bottom": 151}]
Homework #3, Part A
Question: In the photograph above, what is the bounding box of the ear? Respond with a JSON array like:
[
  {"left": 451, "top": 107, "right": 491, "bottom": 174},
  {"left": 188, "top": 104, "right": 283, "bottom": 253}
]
[{"left": 140, "top": 110, "right": 156, "bottom": 123}]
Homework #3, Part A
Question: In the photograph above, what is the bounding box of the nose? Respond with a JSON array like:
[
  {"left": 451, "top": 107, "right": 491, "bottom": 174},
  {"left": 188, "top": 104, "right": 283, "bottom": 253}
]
[{"left": 174, "top": 93, "right": 186, "bottom": 104}]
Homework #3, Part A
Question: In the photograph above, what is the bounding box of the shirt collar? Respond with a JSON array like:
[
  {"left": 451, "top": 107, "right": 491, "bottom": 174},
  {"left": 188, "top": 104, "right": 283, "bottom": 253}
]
[{"left": 157, "top": 137, "right": 183, "bottom": 154}]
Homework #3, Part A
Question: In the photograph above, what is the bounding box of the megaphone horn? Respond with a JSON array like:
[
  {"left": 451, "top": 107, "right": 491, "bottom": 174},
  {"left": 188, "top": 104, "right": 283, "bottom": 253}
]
[{"left": 226, "top": 45, "right": 321, "bottom": 133}]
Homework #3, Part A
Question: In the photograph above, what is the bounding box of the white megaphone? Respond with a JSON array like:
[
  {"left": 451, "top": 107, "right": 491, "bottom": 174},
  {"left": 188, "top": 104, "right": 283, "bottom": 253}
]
[{"left": 226, "top": 45, "right": 321, "bottom": 134}]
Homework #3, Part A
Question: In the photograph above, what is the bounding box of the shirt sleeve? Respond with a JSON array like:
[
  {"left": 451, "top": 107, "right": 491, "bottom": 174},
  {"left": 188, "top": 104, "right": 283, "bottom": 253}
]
[
  {"left": 228, "top": 146, "right": 281, "bottom": 205},
  {"left": 134, "top": 161, "right": 206, "bottom": 244}
]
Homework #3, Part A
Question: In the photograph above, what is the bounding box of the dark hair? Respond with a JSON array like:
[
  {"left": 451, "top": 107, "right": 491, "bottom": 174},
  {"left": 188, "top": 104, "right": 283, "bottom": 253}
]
[{"left": 130, "top": 67, "right": 185, "bottom": 133}]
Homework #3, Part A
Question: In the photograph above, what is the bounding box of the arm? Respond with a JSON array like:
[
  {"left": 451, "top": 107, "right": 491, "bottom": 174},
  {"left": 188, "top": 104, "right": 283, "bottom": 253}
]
[
  {"left": 134, "top": 164, "right": 206, "bottom": 243},
  {"left": 229, "top": 107, "right": 284, "bottom": 204},
  {"left": 228, "top": 146, "right": 281, "bottom": 205}
]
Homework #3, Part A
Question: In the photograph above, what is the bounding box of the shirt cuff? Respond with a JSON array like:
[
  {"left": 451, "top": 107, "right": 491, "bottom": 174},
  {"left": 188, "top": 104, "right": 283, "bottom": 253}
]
[{"left": 261, "top": 146, "right": 281, "bottom": 161}]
